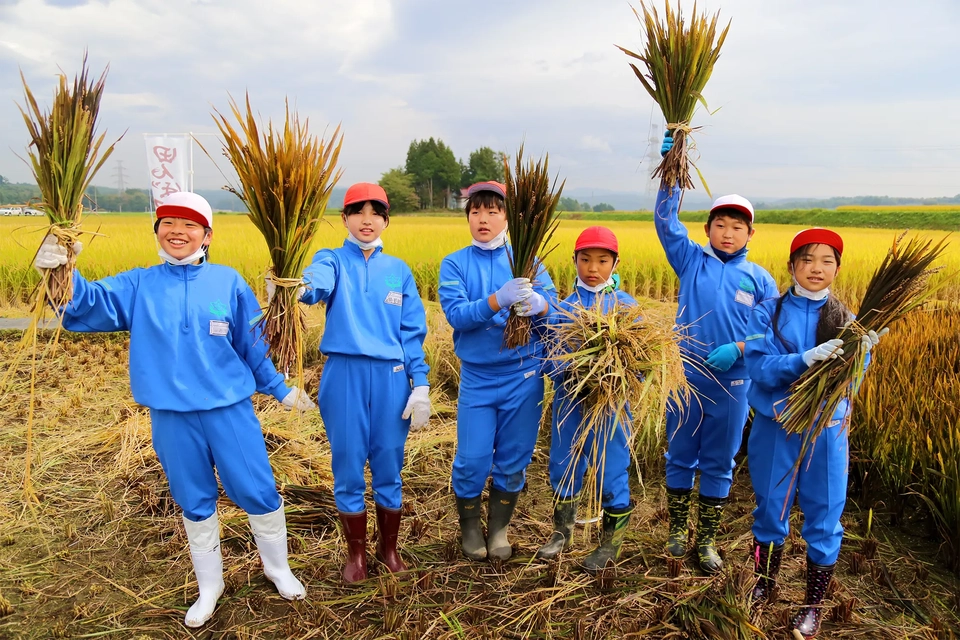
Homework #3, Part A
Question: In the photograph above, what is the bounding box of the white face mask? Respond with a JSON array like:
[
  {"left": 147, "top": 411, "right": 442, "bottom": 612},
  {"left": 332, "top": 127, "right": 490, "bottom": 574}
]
[
  {"left": 472, "top": 228, "right": 508, "bottom": 251},
  {"left": 576, "top": 275, "right": 616, "bottom": 293},
  {"left": 159, "top": 246, "right": 207, "bottom": 266},
  {"left": 792, "top": 278, "right": 830, "bottom": 301},
  {"left": 346, "top": 233, "right": 383, "bottom": 251}
]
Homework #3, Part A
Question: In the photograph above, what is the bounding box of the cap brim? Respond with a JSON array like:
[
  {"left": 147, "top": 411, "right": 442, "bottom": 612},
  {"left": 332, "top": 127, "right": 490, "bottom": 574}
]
[
  {"left": 157, "top": 206, "right": 210, "bottom": 228},
  {"left": 711, "top": 204, "right": 754, "bottom": 222}
]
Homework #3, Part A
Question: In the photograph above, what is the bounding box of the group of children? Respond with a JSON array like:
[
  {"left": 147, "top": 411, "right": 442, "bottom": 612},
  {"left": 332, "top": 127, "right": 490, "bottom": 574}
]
[{"left": 33, "top": 145, "right": 886, "bottom": 636}]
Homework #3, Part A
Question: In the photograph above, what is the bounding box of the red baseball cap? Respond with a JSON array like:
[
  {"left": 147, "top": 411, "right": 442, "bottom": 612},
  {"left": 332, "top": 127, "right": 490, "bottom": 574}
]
[
  {"left": 790, "top": 228, "right": 844, "bottom": 256},
  {"left": 465, "top": 181, "right": 506, "bottom": 199},
  {"left": 156, "top": 192, "right": 213, "bottom": 228},
  {"left": 710, "top": 194, "right": 755, "bottom": 223},
  {"left": 575, "top": 226, "right": 619, "bottom": 254},
  {"left": 344, "top": 183, "right": 390, "bottom": 211}
]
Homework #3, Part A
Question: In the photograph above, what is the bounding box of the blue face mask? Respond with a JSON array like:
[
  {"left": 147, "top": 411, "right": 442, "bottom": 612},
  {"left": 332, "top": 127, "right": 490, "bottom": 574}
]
[{"left": 711, "top": 245, "right": 748, "bottom": 263}]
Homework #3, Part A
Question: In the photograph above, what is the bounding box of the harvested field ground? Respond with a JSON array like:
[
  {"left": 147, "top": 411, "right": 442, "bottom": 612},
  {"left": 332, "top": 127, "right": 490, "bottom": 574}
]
[{"left": 1, "top": 325, "right": 958, "bottom": 639}]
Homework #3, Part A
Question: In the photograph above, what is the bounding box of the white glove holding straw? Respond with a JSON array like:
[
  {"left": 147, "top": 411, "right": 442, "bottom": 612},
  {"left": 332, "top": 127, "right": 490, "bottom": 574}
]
[
  {"left": 402, "top": 386, "right": 431, "bottom": 430},
  {"left": 265, "top": 274, "right": 305, "bottom": 305},
  {"left": 281, "top": 386, "right": 316, "bottom": 412},
  {"left": 802, "top": 338, "right": 844, "bottom": 368},
  {"left": 860, "top": 327, "right": 889, "bottom": 354},
  {"left": 34, "top": 235, "right": 82, "bottom": 272}
]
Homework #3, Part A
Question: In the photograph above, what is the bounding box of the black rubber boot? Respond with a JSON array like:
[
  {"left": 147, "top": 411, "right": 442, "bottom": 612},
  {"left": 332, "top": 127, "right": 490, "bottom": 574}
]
[
  {"left": 666, "top": 487, "right": 692, "bottom": 558},
  {"left": 486, "top": 488, "right": 520, "bottom": 561},
  {"left": 536, "top": 495, "right": 578, "bottom": 560},
  {"left": 581, "top": 503, "right": 633, "bottom": 575},
  {"left": 790, "top": 559, "right": 835, "bottom": 638},
  {"left": 456, "top": 496, "right": 487, "bottom": 561},
  {"left": 751, "top": 538, "right": 784, "bottom": 606},
  {"left": 696, "top": 494, "right": 727, "bottom": 574}
]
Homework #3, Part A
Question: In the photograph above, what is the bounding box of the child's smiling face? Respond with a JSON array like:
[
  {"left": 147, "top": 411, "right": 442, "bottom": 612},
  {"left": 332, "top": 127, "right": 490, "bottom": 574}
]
[
  {"left": 575, "top": 248, "right": 617, "bottom": 287},
  {"left": 468, "top": 203, "right": 507, "bottom": 243},
  {"left": 342, "top": 202, "right": 387, "bottom": 243},
  {"left": 789, "top": 243, "right": 840, "bottom": 292},
  {"left": 156, "top": 217, "right": 211, "bottom": 261}
]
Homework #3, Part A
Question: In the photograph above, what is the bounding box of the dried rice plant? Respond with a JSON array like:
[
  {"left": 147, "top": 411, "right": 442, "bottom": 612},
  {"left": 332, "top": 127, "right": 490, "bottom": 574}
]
[
  {"left": 20, "top": 53, "right": 120, "bottom": 308},
  {"left": 618, "top": 1, "right": 730, "bottom": 193},
  {"left": 209, "top": 93, "right": 342, "bottom": 374},
  {"left": 780, "top": 233, "right": 950, "bottom": 480},
  {"left": 502, "top": 144, "right": 564, "bottom": 349},
  {"left": 543, "top": 297, "right": 690, "bottom": 514}
]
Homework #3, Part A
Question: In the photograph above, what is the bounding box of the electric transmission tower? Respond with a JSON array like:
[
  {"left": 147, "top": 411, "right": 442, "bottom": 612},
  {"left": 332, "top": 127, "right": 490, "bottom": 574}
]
[{"left": 114, "top": 160, "right": 128, "bottom": 194}]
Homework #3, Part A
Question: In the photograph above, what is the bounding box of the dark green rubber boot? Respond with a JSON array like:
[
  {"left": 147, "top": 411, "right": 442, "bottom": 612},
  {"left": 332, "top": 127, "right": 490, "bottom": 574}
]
[
  {"left": 456, "top": 496, "right": 487, "bottom": 561},
  {"left": 582, "top": 504, "right": 633, "bottom": 575},
  {"left": 486, "top": 488, "right": 520, "bottom": 561},
  {"left": 666, "top": 487, "right": 692, "bottom": 558},
  {"left": 535, "top": 495, "right": 579, "bottom": 560},
  {"left": 696, "top": 494, "right": 727, "bottom": 574}
]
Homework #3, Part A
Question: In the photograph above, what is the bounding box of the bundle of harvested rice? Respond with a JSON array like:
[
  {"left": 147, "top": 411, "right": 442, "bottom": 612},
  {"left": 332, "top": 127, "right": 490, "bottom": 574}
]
[
  {"left": 210, "top": 94, "right": 342, "bottom": 374},
  {"left": 543, "top": 298, "right": 690, "bottom": 508},
  {"left": 502, "top": 144, "right": 564, "bottom": 349},
  {"left": 780, "top": 232, "right": 949, "bottom": 469},
  {"left": 20, "top": 54, "right": 120, "bottom": 307},
  {"left": 618, "top": 1, "right": 730, "bottom": 192}
]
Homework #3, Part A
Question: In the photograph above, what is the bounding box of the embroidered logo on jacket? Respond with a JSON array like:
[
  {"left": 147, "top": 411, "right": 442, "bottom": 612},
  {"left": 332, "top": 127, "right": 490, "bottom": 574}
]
[
  {"left": 738, "top": 277, "right": 756, "bottom": 293},
  {"left": 209, "top": 300, "right": 229, "bottom": 318},
  {"left": 385, "top": 274, "right": 402, "bottom": 288}
]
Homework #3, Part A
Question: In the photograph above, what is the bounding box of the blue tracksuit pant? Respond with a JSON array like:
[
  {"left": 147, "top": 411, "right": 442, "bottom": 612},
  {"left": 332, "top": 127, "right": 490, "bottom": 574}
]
[
  {"left": 151, "top": 399, "right": 280, "bottom": 522},
  {"left": 664, "top": 370, "right": 750, "bottom": 499},
  {"left": 549, "top": 389, "right": 631, "bottom": 510},
  {"left": 319, "top": 354, "right": 411, "bottom": 513},
  {"left": 748, "top": 413, "right": 848, "bottom": 565},
  {"left": 452, "top": 363, "right": 544, "bottom": 498}
]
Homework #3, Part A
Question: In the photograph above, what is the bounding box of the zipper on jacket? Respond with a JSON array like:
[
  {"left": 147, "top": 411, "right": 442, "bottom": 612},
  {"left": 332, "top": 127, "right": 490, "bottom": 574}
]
[{"left": 181, "top": 267, "right": 190, "bottom": 332}]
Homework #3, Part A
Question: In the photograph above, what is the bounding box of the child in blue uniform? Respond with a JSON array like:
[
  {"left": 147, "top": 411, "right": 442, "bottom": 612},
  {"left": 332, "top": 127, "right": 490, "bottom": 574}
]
[
  {"left": 34, "top": 192, "right": 311, "bottom": 628},
  {"left": 298, "top": 183, "right": 430, "bottom": 583},
  {"left": 656, "top": 133, "right": 779, "bottom": 573},
  {"left": 439, "top": 181, "right": 558, "bottom": 562},
  {"left": 535, "top": 226, "right": 636, "bottom": 573},
  {"left": 744, "top": 228, "right": 886, "bottom": 638}
]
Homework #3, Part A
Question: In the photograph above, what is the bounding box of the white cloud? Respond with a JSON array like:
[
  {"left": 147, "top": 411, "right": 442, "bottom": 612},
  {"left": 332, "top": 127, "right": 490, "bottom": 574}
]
[{"left": 580, "top": 135, "right": 611, "bottom": 153}]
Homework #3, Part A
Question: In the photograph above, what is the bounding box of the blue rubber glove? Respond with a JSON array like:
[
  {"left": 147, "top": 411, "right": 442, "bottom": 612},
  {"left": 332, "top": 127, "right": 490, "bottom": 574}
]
[
  {"left": 495, "top": 277, "right": 532, "bottom": 309},
  {"left": 660, "top": 131, "right": 673, "bottom": 158},
  {"left": 514, "top": 290, "right": 547, "bottom": 317},
  {"left": 704, "top": 342, "right": 741, "bottom": 372}
]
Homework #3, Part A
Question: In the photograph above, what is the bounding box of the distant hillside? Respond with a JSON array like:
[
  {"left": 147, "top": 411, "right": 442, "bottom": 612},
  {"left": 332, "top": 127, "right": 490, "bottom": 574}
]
[{"left": 754, "top": 194, "right": 960, "bottom": 210}]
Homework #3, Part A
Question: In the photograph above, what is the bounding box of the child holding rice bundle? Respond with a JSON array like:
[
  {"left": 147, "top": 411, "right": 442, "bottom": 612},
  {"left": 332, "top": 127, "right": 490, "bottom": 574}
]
[
  {"left": 35, "top": 192, "right": 312, "bottom": 628},
  {"left": 744, "top": 228, "right": 886, "bottom": 639},
  {"left": 656, "top": 133, "right": 779, "bottom": 574},
  {"left": 438, "top": 180, "right": 557, "bottom": 562},
  {"left": 295, "top": 183, "right": 431, "bottom": 583},
  {"left": 535, "top": 226, "right": 636, "bottom": 572}
]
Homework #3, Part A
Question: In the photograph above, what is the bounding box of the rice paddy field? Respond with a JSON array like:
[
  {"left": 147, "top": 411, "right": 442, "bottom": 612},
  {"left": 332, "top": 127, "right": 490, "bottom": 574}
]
[{"left": 1, "top": 215, "right": 959, "bottom": 639}]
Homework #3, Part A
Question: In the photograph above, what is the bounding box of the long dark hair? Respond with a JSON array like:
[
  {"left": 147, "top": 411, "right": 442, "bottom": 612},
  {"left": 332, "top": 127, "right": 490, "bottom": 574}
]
[{"left": 771, "top": 243, "right": 851, "bottom": 351}]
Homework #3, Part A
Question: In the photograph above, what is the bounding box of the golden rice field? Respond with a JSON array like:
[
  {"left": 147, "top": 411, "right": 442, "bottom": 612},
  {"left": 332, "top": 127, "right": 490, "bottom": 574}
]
[{"left": 1, "top": 214, "right": 958, "bottom": 307}]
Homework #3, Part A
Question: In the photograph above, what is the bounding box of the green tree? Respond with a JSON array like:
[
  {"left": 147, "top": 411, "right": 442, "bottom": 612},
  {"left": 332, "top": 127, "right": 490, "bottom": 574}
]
[
  {"left": 461, "top": 146, "right": 505, "bottom": 187},
  {"left": 379, "top": 168, "right": 419, "bottom": 213},
  {"left": 593, "top": 202, "right": 615, "bottom": 212},
  {"left": 405, "top": 138, "right": 461, "bottom": 208},
  {"left": 0, "top": 175, "right": 7, "bottom": 186},
  {"left": 559, "top": 196, "right": 580, "bottom": 211}
]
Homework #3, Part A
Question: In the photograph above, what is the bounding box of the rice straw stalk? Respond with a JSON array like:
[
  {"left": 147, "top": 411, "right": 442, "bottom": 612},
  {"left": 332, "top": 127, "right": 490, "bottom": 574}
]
[
  {"left": 20, "top": 53, "right": 121, "bottom": 309},
  {"left": 209, "top": 94, "right": 343, "bottom": 375},
  {"left": 617, "top": 1, "right": 730, "bottom": 194},
  {"left": 502, "top": 144, "right": 564, "bottom": 349}
]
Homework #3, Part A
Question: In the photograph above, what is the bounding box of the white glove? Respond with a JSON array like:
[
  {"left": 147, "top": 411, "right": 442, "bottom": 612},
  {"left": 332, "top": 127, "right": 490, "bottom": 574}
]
[
  {"left": 513, "top": 290, "right": 547, "bottom": 317},
  {"left": 802, "top": 338, "right": 845, "bottom": 368},
  {"left": 265, "top": 275, "right": 305, "bottom": 305},
  {"left": 281, "top": 386, "right": 316, "bottom": 412},
  {"left": 401, "top": 385, "right": 431, "bottom": 430},
  {"left": 34, "top": 235, "right": 81, "bottom": 271},
  {"left": 860, "top": 327, "right": 889, "bottom": 354},
  {"left": 494, "top": 277, "right": 533, "bottom": 309}
]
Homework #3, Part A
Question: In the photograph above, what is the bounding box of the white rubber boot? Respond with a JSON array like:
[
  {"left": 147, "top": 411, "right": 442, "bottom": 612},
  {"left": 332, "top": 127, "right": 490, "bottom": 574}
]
[
  {"left": 182, "top": 512, "right": 225, "bottom": 628},
  {"left": 248, "top": 499, "right": 306, "bottom": 600}
]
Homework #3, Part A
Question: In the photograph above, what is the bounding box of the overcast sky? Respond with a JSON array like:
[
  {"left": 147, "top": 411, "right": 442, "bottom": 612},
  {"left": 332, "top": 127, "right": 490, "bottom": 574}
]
[{"left": 1, "top": 0, "right": 959, "bottom": 200}]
